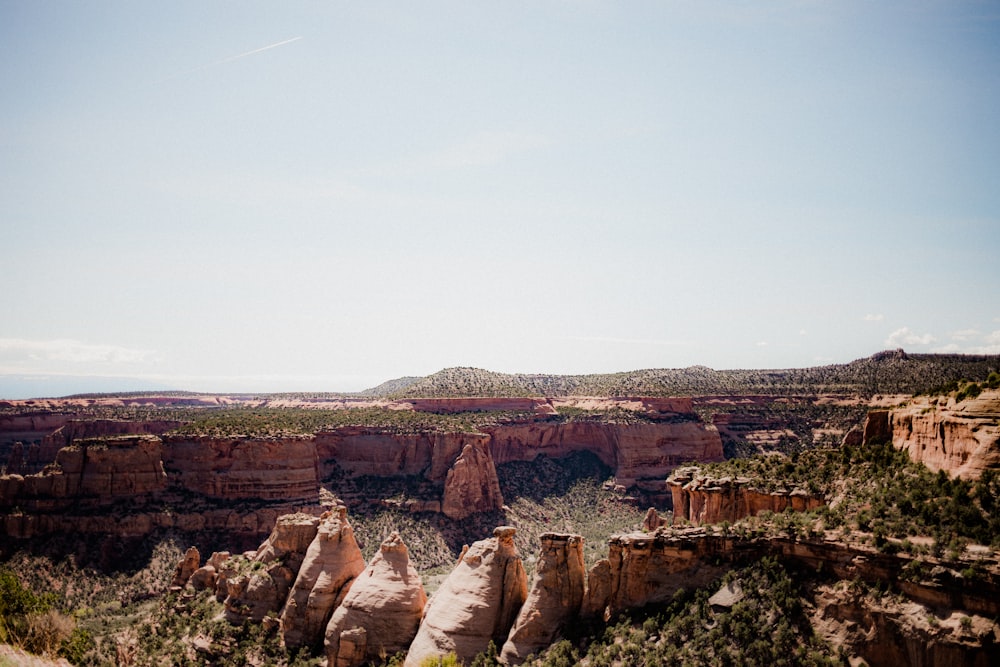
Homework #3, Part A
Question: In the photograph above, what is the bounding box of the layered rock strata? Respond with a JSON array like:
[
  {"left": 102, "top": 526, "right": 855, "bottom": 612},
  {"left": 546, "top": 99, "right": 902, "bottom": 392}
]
[
  {"left": 404, "top": 527, "right": 528, "bottom": 667},
  {"left": 1, "top": 400, "right": 726, "bottom": 540},
  {"left": 280, "top": 507, "right": 366, "bottom": 652},
  {"left": 667, "top": 466, "right": 824, "bottom": 526},
  {"left": 324, "top": 531, "right": 427, "bottom": 667},
  {"left": 864, "top": 390, "right": 1000, "bottom": 479},
  {"left": 500, "top": 533, "right": 585, "bottom": 665}
]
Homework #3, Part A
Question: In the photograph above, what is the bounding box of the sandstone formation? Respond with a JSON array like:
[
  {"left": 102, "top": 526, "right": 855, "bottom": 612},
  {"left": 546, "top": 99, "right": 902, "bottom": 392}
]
[
  {"left": 864, "top": 390, "right": 1000, "bottom": 479},
  {"left": 223, "top": 514, "right": 321, "bottom": 624},
  {"left": 486, "top": 419, "right": 723, "bottom": 488},
  {"left": 0, "top": 435, "right": 167, "bottom": 512},
  {"left": 324, "top": 531, "right": 427, "bottom": 667},
  {"left": 500, "top": 533, "right": 585, "bottom": 665},
  {"left": 1, "top": 398, "right": 728, "bottom": 541},
  {"left": 642, "top": 507, "right": 666, "bottom": 532},
  {"left": 667, "top": 466, "right": 825, "bottom": 526},
  {"left": 583, "top": 530, "right": 734, "bottom": 619},
  {"left": 442, "top": 441, "right": 504, "bottom": 520},
  {"left": 280, "top": 507, "right": 366, "bottom": 652},
  {"left": 171, "top": 546, "right": 201, "bottom": 588},
  {"left": 404, "top": 527, "right": 528, "bottom": 667},
  {"left": 162, "top": 435, "right": 321, "bottom": 502}
]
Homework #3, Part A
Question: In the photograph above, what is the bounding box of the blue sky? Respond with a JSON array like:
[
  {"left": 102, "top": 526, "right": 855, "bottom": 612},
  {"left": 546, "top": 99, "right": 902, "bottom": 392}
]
[{"left": 2, "top": 1, "right": 999, "bottom": 396}]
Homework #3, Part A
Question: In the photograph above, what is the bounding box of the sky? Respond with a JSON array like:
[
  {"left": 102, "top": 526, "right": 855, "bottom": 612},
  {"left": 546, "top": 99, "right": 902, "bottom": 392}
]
[{"left": 2, "top": 1, "right": 999, "bottom": 397}]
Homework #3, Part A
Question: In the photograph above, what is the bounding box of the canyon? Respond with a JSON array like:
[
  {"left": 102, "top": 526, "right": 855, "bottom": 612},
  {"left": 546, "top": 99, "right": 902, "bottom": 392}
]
[
  {"left": 2, "top": 366, "right": 998, "bottom": 665},
  {"left": 0, "top": 397, "right": 725, "bottom": 541}
]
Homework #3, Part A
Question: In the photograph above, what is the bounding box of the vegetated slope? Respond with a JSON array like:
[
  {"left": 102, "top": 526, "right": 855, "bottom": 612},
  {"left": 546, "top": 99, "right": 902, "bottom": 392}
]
[
  {"left": 356, "top": 376, "right": 422, "bottom": 397},
  {"left": 376, "top": 351, "right": 1000, "bottom": 399},
  {"left": 526, "top": 557, "right": 846, "bottom": 667}
]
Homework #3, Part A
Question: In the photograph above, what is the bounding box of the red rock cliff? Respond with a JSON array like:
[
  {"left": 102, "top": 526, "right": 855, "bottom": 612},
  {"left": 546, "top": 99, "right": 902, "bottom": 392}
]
[{"left": 864, "top": 390, "right": 1000, "bottom": 480}]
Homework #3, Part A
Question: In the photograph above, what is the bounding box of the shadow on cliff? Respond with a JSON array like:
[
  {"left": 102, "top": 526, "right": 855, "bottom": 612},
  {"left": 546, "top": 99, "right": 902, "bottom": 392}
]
[{"left": 496, "top": 451, "right": 612, "bottom": 504}]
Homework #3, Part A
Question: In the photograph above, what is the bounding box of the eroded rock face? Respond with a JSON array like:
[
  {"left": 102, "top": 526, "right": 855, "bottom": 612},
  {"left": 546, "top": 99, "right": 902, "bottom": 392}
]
[
  {"left": 486, "top": 419, "right": 723, "bottom": 488},
  {"left": 280, "top": 507, "right": 365, "bottom": 652},
  {"left": 223, "top": 514, "right": 321, "bottom": 624},
  {"left": 812, "top": 580, "right": 1000, "bottom": 667},
  {"left": 442, "top": 441, "right": 504, "bottom": 520},
  {"left": 162, "top": 435, "right": 321, "bottom": 502},
  {"left": 583, "top": 530, "right": 732, "bottom": 619},
  {"left": 667, "top": 466, "right": 824, "bottom": 526},
  {"left": 865, "top": 391, "right": 1000, "bottom": 480},
  {"left": 324, "top": 531, "right": 427, "bottom": 667},
  {"left": 500, "top": 533, "right": 585, "bottom": 665},
  {"left": 171, "top": 546, "right": 201, "bottom": 588},
  {"left": 404, "top": 527, "right": 528, "bottom": 667}
]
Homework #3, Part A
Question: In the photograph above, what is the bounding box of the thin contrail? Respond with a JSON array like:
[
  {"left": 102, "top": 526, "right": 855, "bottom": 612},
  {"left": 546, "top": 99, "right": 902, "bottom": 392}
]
[
  {"left": 155, "top": 36, "right": 303, "bottom": 84},
  {"left": 211, "top": 36, "right": 303, "bottom": 66}
]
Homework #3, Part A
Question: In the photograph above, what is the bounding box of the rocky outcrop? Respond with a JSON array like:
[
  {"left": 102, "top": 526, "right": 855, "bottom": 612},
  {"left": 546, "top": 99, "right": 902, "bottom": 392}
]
[
  {"left": 223, "top": 514, "right": 321, "bottom": 624},
  {"left": 667, "top": 466, "right": 825, "bottom": 526},
  {"left": 404, "top": 527, "right": 528, "bottom": 667},
  {"left": 812, "top": 581, "right": 1000, "bottom": 667},
  {"left": 171, "top": 546, "right": 201, "bottom": 588},
  {"left": 864, "top": 391, "right": 1000, "bottom": 479},
  {"left": 324, "top": 532, "right": 427, "bottom": 667},
  {"left": 583, "top": 530, "right": 736, "bottom": 619},
  {"left": 500, "top": 533, "right": 585, "bottom": 665},
  {"left": 280, "top": 507, "right": 365, "bottom": 652},
  {"left": 442, "top": 441, "right": 504, "bottom": 520},
  {"left": 0, "top": 435, "right": 167, "bottom": 512}
]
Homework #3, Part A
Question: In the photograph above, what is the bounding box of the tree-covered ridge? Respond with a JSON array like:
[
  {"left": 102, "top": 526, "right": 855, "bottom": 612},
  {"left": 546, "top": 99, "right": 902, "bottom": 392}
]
[
  {"left": 169, "top": 407, "right": 537, "bottom": 437},
  {"left": 689, "top": 441, "right": 1000, "bottom": 551},
  {"left": 380, "top": 352, "right": 1000, "bottom": 399}
]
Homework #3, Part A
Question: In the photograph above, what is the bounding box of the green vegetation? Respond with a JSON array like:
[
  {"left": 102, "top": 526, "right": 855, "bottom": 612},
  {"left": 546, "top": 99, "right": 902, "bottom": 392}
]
[
  {"left": 381, "top": 352, "right": 1000, "bottom": 399},
  {"left": 693, "top": 441, "right": 1000, "bottom": 550},
  {"left": 523, "top": 558, "right": 846, "bottom": 667},
  {"left": 171, "top": 407, "right": 534, "bottom": 437},
  {"left": 0, "top": 567, "right": 86, "bottom": 661}
]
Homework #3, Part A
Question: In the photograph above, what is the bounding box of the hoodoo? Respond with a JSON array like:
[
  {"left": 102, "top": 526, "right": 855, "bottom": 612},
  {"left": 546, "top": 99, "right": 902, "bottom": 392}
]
[{"left": 404, "top": 527, "right": 528, "bottom": 667}]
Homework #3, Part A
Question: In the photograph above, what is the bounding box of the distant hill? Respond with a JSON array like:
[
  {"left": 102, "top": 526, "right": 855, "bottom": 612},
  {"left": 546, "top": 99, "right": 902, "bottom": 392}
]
[
  {"left": 357, "top": 376, "right": 423, "bottom": 397},
  {"left": 366, "top": 351, "right": 1000, "bottom": 399}
]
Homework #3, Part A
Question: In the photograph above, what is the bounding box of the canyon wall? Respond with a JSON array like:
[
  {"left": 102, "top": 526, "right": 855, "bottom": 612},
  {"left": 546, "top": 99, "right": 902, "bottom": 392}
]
[
  {"left": 0, "top": 400, "right": 725, "bottom": 539},
  {"left": 486, "top": 419, "right": 723, "bottom": 488},
  {"left": 864, "top": 390, "right": 1000, "bottom": 479}
]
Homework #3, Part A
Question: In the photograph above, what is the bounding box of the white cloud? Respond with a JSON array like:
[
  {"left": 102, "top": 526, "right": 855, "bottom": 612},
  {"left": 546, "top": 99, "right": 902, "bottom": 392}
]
[
  {"left": 756, "top": 341, "right": 769, "bottom": 347},
  {"left": 864, "top": 314, "right": 884, "bottom": 321},
  {"left": 950, "top": 329, "right": 981, "bottom": 341},
  {"left": 885, "top": 327, "right": 936, "bottom": 348},
  {"left": 930, "top": 330, "right": 1000, "bottom": 355},
  {"left": 0, "top": 338, "right": 156, "bottom": 368}
]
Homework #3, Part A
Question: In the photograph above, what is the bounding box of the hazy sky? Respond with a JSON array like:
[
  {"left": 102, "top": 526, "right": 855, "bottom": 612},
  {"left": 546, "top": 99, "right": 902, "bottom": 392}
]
[{"left": 2, "top": 1, "right": 999, "bottom": 396}]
